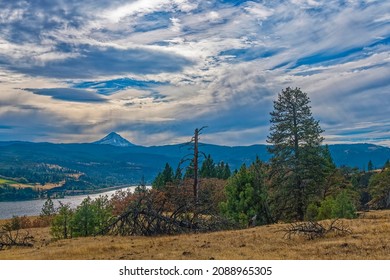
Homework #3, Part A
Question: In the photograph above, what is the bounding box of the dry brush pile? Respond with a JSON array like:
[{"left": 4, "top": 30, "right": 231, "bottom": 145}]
[
  {"left": 0, "top": 216, "right": 34, "bottom": 250},
  {"left": 101, "top": 182, "right": 233, "bottom": 236}
]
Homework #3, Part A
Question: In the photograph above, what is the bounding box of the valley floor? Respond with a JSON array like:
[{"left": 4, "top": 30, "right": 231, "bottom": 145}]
[{"left": 1, "top": 210, "right": 389, "bottom": 260}]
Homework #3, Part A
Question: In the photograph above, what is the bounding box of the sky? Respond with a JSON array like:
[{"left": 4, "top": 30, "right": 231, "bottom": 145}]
[{"left": 0, "top": 0, "right": 389, "bottom": 146}]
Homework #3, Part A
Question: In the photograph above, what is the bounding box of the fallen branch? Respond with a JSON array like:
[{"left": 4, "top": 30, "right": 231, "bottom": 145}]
[
  {"left": 0, "top": 229, "right": 34, "bottom": 250},
  {"left": 280, "top": 219, "right": 352, "bottom": 240}
]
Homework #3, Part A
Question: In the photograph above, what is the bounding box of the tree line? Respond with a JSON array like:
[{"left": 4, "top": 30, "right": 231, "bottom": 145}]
[{"left": 152, "top": 155, "right": 231, "bottom": 189}]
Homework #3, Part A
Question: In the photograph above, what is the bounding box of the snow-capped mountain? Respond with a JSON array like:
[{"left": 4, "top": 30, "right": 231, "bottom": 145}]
[{"left": 93, "top": 132, "right": 134, "bottom": 147}]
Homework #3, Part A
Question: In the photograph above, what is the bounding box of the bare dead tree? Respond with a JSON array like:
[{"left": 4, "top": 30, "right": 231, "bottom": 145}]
[
  {"left": 176, "top": 127, "right": 208, "bottom": 201},
  {"left": 188, "top": 127, "right": 207, "bottom": 200},
  {"left": 279, "top": 219, "right": 352, "bottom": 240},
  {"left": 192, "top": 127, "right": 201, "bottom": 200}
]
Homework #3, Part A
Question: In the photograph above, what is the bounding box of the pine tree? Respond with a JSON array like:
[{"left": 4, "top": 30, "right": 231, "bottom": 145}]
[
  {"left": 220, "top": 159, "right": 272, "bottom": 226},
  {"left": 200, "top": 154, "right": 216, "bottom": 178},
  {"left": 267, "top": 87, "right": 326, "bottom": 221},
  {"left": 152, "top": 163, "right": 174, "bottom": 189},
  {"left": 40, "top": 197, "right": 55, "bottom": 217},
  {"left": 184, "top": 160, "right": 195, "bottom": 179},
  {"left": 223, "top": 163, "right": 231, "bottom": 179},
  {"left": 51, "top": 202, "right": 73, "bottom": 239},
  {"left": 368, "top": 168, "right": 390, "bottom": 209},
  {"left": 174, "top": 165, "right": 182, "bottom": 182},
  {"left": 367, "top": 160, "right": 374, "bottom": 171},
  {"left": 216, "top": 161, "right": 232, "bottom": 179}
]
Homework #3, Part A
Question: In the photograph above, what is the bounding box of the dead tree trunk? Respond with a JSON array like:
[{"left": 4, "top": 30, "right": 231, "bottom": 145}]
[{"left": 193, "top": 128, "right": 199, "bottom": 201}]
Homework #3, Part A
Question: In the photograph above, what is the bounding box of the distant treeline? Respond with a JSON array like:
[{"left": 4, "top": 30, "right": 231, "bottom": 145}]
[
  {"left": 0, "top": 165, "right": 68, "bottom": 185},
  {"left": 0, "top": 185, "right": 40, "bottom": 201}
]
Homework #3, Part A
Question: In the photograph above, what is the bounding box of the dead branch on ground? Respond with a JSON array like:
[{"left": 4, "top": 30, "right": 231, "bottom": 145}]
[
  {"left": 0, "top": 224, "right": 34, "bottom": 250},
  {"left": 280, "top": 219, "right": 352, "bottom": 240}
]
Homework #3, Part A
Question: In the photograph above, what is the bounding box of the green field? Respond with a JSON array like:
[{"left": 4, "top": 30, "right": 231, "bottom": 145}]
[{"left": 0, "top": 178, "right": 18, "bottom": 185}]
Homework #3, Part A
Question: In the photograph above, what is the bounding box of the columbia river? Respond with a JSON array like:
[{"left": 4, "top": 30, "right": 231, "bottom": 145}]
[{"left": 0, "top": 186, "right": 144, "bottom": 219}]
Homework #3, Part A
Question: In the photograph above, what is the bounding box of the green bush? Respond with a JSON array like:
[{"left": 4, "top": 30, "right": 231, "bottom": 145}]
[
  {"left": 51, "top": 196, "right": 113, "bottom": 239},
  {"left": 220, "top": 160, "right": 271, "bottom": 227},
  {"left": 71, "top": 196, "right": 113, "bottom": 237},
  {"left": 305, "top": 203, "right": 319, "bottom": 221},
  {"left": 316, "top": 190, "right": 357, "bottom": 220},
  {"left": 333, "top": 190, "right": 357, "bottom": 219},
  {"left": 317, "top": 197, "right": 336, "bottom": 220}
]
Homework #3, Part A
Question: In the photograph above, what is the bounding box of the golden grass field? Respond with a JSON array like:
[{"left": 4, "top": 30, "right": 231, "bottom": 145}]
[
  {"left": 0, "top": 210, "right": 389, "bottom": 260},
  {"left": 0, "top": 179, "right": 64, "bottom": 190}
]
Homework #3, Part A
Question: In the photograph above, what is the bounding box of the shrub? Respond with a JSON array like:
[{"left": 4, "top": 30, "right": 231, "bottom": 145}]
[
  {"left": 333, "top": 190, "right": 357, "bottom": 219},
  {"left": 316, "top": 190, "right": 357, "bottom": 220},
  {"left": 305, "top": 203, "right": 319, "bottom": 221}
]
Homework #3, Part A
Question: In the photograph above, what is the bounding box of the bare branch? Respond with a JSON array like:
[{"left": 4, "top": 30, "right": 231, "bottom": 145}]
[{"left": 279, "top": 219, "right": 352, "bottom": 240}]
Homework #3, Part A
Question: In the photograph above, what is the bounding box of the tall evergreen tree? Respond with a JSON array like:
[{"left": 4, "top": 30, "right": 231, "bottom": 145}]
[
  {"left": 51, "top": 202, "right": 73, "bottom": 239},
  {"left": 152, "top": 163, "right": 174, "bottom": 189},
  {"left": 223, "top": 163, "right": 231, "bottom": 179},
  {"left": 368, "top": 168, "right": 390, "bottom": 209},
  {"left": 267, "top": 87, "right": 326, "bottom": 221},
  {"left": 216, "top": 161, "right": 231, "bottom": 179},
  {"left": 200, "top": 154, "right": 216, "bottom": 178},
  {"left": 174, "top": 165, "right": 182, "bottom": 182}
]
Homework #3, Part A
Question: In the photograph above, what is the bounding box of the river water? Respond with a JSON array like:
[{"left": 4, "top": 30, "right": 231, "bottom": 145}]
[{"left": 0, "top": 186, "right": 144, "bottom": 219}]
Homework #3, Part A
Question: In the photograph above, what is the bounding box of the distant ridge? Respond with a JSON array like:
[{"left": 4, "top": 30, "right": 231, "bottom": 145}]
[
  {"left": 0, "top": 140, "right": 389, "bottom": 191},
  {"left": 93, "top": 132, "right": 134, "bottom": 147}
]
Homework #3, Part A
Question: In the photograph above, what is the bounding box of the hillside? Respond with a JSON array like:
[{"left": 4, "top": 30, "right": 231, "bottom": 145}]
[
  {"left": 1, "top": 210, "right": 389, "bottom": 260},
  {"left": 1, "top": 135, "right": 390, "bottom": 200}
]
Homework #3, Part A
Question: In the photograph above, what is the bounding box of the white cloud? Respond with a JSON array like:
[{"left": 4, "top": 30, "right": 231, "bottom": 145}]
[
  {"left": 208, "top": 11, "right": 221, "bottom": 22},
  {"left": 170, "top": 17, "right": 181, "bottom": 32},
  {"left": 0, "top": 8, "right": 25, "bottom": 23},
  {"left": 173, "top": 0, "right": 198, "bottom": 13},
  {"left": 243, "top": 2, "right": 274, "bottom": 20},
  {"left": 104, "top": 0, "right": 170, "bottom": 23},
  {"left": 0, "top": 0, "right": 389, "bottom": 146}
]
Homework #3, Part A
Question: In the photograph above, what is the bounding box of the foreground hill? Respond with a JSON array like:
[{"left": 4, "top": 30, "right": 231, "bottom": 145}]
[{"left": 1, "top": 210, "right": 389, "bottom": 260}]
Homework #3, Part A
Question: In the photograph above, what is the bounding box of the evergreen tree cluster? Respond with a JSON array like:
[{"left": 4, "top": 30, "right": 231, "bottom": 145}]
[
  {"left": 220, "top": 88, "right": 364, "bottom": 226},
  {"left": 199, "top": 155, "right": 231, "bottom": 180},
  {"left": 0, "top": 165, "right": 69, "bottom": 185},
  {"left": 152, "top": 155, "right": 231, "bottom": 189},
  {"left": 220, "top": 158, "right": 272, "bottom": 226},
  {"left": 51, "top": 196, "right": 113, "bottom": 239},
  {"left": 0, "top": 185, "right": 39, "bottom": 201}
]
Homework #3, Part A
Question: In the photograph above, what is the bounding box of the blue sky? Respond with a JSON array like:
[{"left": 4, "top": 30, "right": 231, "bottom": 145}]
[{"left": 0, "top": 0, "right": 389, "bottom": 146}]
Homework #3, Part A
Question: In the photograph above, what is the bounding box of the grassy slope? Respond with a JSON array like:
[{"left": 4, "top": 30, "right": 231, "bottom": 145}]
[
  {"left": 0, "top": 178, "right": 18, "bottom": 185},
  {"left": 0, "top": 210, "right": 389, "bottom": 260}
]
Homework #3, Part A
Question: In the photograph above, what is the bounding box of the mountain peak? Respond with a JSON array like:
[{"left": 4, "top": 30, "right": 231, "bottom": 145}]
[{"left": 93, "top": 132, "right": 134, "bottom": 147}]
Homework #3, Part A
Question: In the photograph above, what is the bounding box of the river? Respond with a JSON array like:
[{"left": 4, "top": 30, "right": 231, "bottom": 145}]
[{"left": 0, "top": 186, "right": 146, "bottom": 219}]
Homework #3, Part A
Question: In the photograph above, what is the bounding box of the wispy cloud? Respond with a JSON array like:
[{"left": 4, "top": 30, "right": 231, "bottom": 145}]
[
  {"left": 0, "top": 0, "right": 389, "bottom": 146},
  {"left": 25, "top": 88, "right": 107, "bottom": 103}
]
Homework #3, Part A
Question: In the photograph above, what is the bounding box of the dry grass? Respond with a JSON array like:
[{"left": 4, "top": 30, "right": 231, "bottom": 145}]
[
  {"left": 0, "top": 210, "right": 389, "bottom": 260},
  {"left": 14, "top": 182, "right": 65, "bottom": 190}
]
